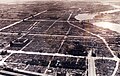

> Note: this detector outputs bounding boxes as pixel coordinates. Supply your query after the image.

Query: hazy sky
[0,0,44,4]
[0,0,120,4]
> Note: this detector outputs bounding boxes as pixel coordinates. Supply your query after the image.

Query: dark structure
[117,53,120,58]
[67,41,88,56]
[10,38,30,47]
[0,50,8,55]
[57,72,66,76]
[92,50,96,57]
[49,16,60,20]
[26,59,39,65]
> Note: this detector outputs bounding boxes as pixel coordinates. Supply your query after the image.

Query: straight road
[0,10,47,32]
[67,11,119,76]
[0,32,97,39]
[88,50,96,76]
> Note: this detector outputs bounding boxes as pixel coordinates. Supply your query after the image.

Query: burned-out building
[10,38,30,47]
[66,41,88,56]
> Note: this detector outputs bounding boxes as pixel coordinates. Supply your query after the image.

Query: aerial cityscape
[0,0,120,76]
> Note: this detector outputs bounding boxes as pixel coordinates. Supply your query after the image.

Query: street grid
[0,1,120,76]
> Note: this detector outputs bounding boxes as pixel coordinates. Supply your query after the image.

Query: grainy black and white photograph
[0,0,120,76]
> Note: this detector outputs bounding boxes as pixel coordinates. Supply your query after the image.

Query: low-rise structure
[10,38,30,47]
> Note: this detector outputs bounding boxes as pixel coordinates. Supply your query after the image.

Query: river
[75,3,120,33]
[93,22,120,33]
